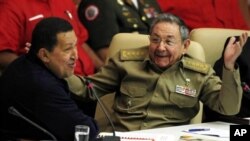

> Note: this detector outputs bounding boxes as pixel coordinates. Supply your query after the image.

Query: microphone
[8,106,57,141]
[86,80,120,141]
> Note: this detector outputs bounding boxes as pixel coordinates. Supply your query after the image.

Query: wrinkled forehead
[151,22,181,39]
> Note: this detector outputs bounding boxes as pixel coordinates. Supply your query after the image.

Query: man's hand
[224,32,248,70]
[25,42,31,53]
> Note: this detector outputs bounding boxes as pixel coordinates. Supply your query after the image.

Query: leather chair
[95,33,205,131]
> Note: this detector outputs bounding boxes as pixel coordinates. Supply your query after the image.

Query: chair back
[190,28,250,66]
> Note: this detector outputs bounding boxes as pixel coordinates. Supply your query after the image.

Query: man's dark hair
[29,17,73,55]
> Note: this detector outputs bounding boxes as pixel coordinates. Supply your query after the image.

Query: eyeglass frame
[148,35,182,47]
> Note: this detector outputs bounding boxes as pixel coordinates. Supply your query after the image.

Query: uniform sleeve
[78,0,119,51]
[68,0,89,44]
[0,1,25,54]
[200,67,242,115]
[87,53,122,97]
[64,0,95,76]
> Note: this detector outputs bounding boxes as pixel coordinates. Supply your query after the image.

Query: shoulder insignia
[120,47,148,61]
[182,57,210,74]
[85,5,99,21]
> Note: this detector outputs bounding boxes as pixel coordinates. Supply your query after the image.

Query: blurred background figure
[78,0,162,61]
[0,0,104,75]
[157,0,250,30]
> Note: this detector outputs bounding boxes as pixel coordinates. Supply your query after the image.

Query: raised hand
[224,32,248,70]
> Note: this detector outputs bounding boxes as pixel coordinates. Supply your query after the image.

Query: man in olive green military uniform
[78,0,162,61]
[72,13,248,132]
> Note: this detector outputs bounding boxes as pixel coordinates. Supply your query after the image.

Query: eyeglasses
[149,35,180,47]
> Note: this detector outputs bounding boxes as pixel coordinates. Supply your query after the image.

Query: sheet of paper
[98,132,177,141]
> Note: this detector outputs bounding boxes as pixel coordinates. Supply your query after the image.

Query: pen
[188,128,210,132]
[201,133,220,137]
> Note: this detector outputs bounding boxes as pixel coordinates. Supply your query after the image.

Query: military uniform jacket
[78,0,161,51]
[85,47,242,131]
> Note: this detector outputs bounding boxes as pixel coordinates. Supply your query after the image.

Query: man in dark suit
[0,17,99,141]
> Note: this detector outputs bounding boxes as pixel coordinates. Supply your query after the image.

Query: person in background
[0,0,104,74]
[157,0,250,30]
[72,13,248,131]
[78,0,162,61]
[0,17,99,141]
[72,0,82,7]
[0,0,102,117]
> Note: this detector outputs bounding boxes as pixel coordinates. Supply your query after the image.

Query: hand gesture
[224,32,248,70]
[24,42,31,53]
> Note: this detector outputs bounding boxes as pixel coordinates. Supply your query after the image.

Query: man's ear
[183,39,191,54]
[37,48,50,63]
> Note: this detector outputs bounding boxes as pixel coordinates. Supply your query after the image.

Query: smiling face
[39,30,78,78]
[148,22,189,69]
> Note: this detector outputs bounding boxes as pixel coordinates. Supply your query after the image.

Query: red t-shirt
[157,0,249,30]
[0,0,94,75]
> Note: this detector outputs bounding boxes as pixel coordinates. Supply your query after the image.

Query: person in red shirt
[157,0,250,30]
[0,0,104,76]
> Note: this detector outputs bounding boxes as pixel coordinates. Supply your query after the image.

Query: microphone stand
[8,106,57,141]
[86,80,120,141]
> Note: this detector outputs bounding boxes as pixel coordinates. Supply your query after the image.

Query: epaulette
[120,47,148,61]
[182,57,210,74]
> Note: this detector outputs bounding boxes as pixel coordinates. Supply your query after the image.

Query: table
[128,121,232,141]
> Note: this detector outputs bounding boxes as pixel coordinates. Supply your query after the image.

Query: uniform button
[141,16,146,21]
[127,100,131,107]
[117,0,124,5]
[133,24,138,28]
[154,93,158,97]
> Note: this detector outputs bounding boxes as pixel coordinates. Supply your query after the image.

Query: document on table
[98,131,177,141]
[183,127,229,138]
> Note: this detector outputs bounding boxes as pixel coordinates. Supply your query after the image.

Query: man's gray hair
[150,13,189,42]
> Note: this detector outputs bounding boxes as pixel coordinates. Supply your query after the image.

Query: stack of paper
[98,131,177,141]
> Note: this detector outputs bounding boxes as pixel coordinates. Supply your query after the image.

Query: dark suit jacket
[0,54,99,141]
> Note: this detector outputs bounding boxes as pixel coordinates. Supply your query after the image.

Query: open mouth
[68,62,76,68]
[155,51,169,57]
